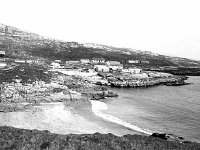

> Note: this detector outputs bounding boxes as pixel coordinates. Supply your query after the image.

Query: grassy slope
[0,126,200,150]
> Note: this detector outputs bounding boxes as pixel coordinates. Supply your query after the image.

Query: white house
[106,61,121,66]
[0,51,5,56]
[141,60,150,64]
[55,60,62,63]
[14,59,26,63]
[0,62,6,68]
[26,60,34,64]
[122,68,142,74]
[91,58,105,64]
[128,60,140,64]
[94,65,110,72]
[108,64,123,71]
[51,62,62,69]
[66,61,79,65]
[80,59,90,64]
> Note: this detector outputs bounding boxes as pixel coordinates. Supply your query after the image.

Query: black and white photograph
[0,0,200,149]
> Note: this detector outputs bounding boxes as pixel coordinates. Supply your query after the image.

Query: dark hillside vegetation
[0,64,51,84]
[1,23,200,68]
[0,126,200,150]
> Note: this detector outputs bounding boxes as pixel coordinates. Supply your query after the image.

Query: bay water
[97,76,200,142]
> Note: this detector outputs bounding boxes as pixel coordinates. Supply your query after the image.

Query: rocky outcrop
[151,133,189,143]
[107,74,188,88]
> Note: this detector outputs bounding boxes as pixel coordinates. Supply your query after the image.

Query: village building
[66,61,79,65]
[55,60,62,63]
[51,62,62,69]
[106,61,121,66]
[122,68,142,74]
[0,62,7,68]
[0,44,8,55]
[108,64,123,71]
[31,59,45,65]
[94,65,110,72]
[0,58,5,62]
[80,59,90,64]
[0,58,11,62]
[91,58,105,64]
[141,60,150,64]
[5,26,13,34]
[14,59,26,63]
[26,60,34,64]
[128,60,140,64]
[0,51,5,57]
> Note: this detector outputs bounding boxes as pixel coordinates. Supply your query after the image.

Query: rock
[151,133,168,140]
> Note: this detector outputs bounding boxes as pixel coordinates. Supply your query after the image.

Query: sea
[89,76,200,142]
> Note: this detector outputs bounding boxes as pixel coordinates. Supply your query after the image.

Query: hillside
[1,23,200,69]
[0,126,200,150]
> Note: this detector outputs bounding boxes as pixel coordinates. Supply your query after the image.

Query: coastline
[0,66,199,144]
[0,101,141,136]
[90,100,152,135]
[1,77,200,147]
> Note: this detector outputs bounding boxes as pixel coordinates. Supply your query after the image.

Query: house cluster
[14,59,45,65]
[0,58,46,68]
[128,60,150,64]
[51,58,142,74]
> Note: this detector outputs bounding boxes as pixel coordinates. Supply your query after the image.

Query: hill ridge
[0,22,200,68]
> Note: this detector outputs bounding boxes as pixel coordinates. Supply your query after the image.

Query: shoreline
[0,101,141,136]
[0,73,199,143]
[0,96,199,144]
[90,100,153,135]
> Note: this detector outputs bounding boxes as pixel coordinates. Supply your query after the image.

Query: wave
[90,100,153,135]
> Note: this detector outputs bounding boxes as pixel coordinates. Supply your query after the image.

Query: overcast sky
[0,0,200,60]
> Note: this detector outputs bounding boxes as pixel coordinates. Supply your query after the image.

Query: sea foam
[91,100,153,135]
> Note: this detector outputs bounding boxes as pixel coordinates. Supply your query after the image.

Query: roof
[0,51,5,54]
[107,61,120,63]
[109,64,123,66]
[92,58,105,61]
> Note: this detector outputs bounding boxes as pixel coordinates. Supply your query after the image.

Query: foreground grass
[0,126,200,150]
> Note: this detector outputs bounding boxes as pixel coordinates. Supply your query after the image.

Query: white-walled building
[55,60,62,63]
[0,62,6,68]
[128,60,140,64]
[122,68,142,74]
[141,60,150,64]
[66,61,79,65]
[0,51,5,56]
[51,62,62,69]
[14,59,26,63]
[94,65,110,72]
[80,59,90,64]
[26,60,34,64]
[106,61,121,66]
[91,58,105,64]
[108,64,123,71]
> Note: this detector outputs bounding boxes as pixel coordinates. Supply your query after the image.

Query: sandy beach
[0,101,142,136]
